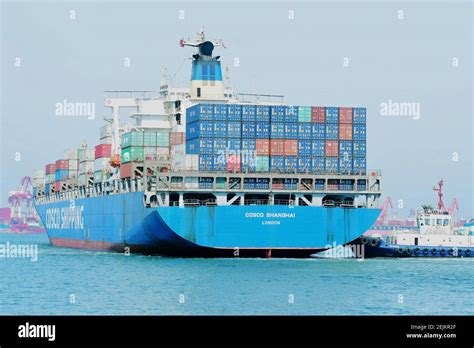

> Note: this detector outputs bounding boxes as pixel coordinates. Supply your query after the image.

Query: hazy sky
[1,0,472,218]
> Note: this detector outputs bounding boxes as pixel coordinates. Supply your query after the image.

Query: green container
[216,177,226,189]
[93,170,103,183]
[298,106,312,122]
[121,146,144,163]
[156,131,170,147]
[255,156,270,172]
[121,130,144,148]
[143,131,157,147]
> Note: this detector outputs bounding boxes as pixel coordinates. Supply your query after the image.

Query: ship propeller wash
[33,30,382,257]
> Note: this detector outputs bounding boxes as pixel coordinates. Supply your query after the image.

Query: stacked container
[78,148,95,186]
[94,144,112,183]
[54,159,69,190]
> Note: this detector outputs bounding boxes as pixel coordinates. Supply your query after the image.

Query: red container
[54,181,63,192]
[339,124,353,140]
[256,139,270,156]
[325,140,339,157]
[95,144,112,159]
[272,183,284,190]
[226,155,241,172]
[170,132,185,146]
[55,159,69,170]
[311,106,326,123]
[45,163,55,175]
[284,140,298,156]
[339,107,353,124]
[120,163,133,178]
[270,139,285,156]
[327,184,338,190]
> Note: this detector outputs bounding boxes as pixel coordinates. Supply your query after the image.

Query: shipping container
[93,170,104,183]
[45,163,55,175]
[100,136,112,145]
[297,157,312,173]
[297,123,312,139]
[120,163,133,178]
[339,107,353,124]
[325,140,339,157]
[64,149,79,160]
[339,179,354,191]
[242,139,256,151]
[270,156,285,172]
[353,157,366,173]
[241,152,256,172]
[199,154,214,171]
[298,106,311,122]
[156,131,170,147]
[186,104,214,123]
[256,122,270,138]
[226,154,241,172]
[270,106,286,122]
[78,173,92,186]
[94,157,110,172]
[212,138,227,154]
[339,157,353,174]
[315,178,325,190]
[312,140,325,157]
[143,131,157,146]
[242,105,257,122]
[54,181,64,192]
[228,104,242,122]
[357,179,367,191]
[78,148,95,163]
[298,139,312,157]
[33,169,45,179]
[339,140,353,158]
[95,144,112,159]
[170,132,186,146]
[171,154,199,172]
[353,124,366,141]
[121,147,145,163]
[214,104,228,118]
[270,123,285,138]
[55,159,69,170]
[283,178,298,190]
[54,169,69,181]
[353,107,367,124]
[312,123,325,139]
[325,157,339,173]
[284,140,298,156]
[256,105,270,118]
[228,139,242,151]
[121,130,144,148]
[68,160,78,171]
[227,121,241,138]
[284,123,298,139]
[339,124,353,140]
[198,177,214,189]
[270,139,285,156]
[326,107,339,123]
[79,160,94,174]
[256,139,270,156]
[213,121,228,137]
[353,140,366,157]
[242,122,256,138]
[326,124,339,140]
[285,105,298,123]
[312,157,325,173]
[186,120,213,140]
[255,156,269,172]
[311,106,326,123]
[186,138,213,155]
[100,124,112,139]
[45,174,55,184]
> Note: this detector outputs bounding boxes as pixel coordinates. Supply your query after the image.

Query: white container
[171,144,185,157]
[79,148,95,163]
[68,160,78,171]
[64,148,79,160]
[172,154,198,171]
[184,177,199,189]
[94,157,110,172]
[100,136,113,145]
[33,169,45,179]
[79,160,94,175]
[100,124,112,139]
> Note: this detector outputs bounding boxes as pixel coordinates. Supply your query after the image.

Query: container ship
[32,31,382,257]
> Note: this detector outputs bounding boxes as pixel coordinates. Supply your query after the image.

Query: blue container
[298,123,312,139]
[55,169,69,181]
[187,138,214,155]
[284,123,298,139]
[314,178,325,190]
[297,157,312,173]
[326,107,339,123]
[312,140,325,157]
[339,157,354,174]
[339,140,353,158]
[256,105,270,119]
[312,124,325,140]
[242,105,256,122]
[214,104,228,115]
[255,178,270,189]
[186,120,214,140]
[214,154,226,171]
[298,139,312,157]
[241,152,256,172]
[270,123,285,138]
[284,178,298,190]
[198,154,214,171]
[325,157,339,173]
[353,107,367,124]
[242,122,256,138]
[270,106,285,122]
[242,139,256,151]
[270,156,285,172]
[228,139,242,151]
[45,183,50,195]
[353,141,366,157]
[312,157,325,173]
[284,157,297,173]
[353,157,366,173]
[214,121,227,137]
[285,105,298,123]
[243,178,256,189]
[227,104,242,122]
[353,124,366,141]
[325,124,339,140]
[213,138,227,154]
[227,121,241,138]
[199,177,213,189]
[256,122,270,138]
[186,104,214,123]
[357,179,367,191]
[339,179,354,190]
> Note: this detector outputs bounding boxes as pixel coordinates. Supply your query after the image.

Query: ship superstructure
[32,31,382,257]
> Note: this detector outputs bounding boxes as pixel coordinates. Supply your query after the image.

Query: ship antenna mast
[432,179,445,211]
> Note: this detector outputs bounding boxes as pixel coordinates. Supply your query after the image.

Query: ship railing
[103,90,158,100]
[244,199,269,205]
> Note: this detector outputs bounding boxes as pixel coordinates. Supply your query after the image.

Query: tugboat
[356,180,474,258]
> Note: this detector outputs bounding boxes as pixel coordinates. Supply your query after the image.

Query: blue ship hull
[355,237,474,258]
[35,192,380,258]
